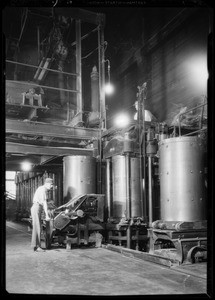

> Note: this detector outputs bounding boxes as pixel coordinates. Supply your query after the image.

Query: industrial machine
[25,194,105,249]
[101,85,208,265]
[147,136,207,264]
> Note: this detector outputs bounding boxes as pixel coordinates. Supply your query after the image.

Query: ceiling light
[21,161,32,172]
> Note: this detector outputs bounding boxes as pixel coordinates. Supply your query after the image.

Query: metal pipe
[183,128,207,136]
[148,155,153,227]
[91,66,99,112]
[98,26,101,122]
[106,158,112,219]
[6,60,78,77]
[6,79,78,94]
[125,154,131,249]
[71,26,99,47]
[98,25,106,130]
[76,19,82,118]
[179,103,207,117]
[138,84,147,222]
[101,26,106,129]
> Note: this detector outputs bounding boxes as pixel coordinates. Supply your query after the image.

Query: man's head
[44,178,54,190]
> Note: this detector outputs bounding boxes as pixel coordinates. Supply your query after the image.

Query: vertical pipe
[106,158,112,219]
[76,20,82,120]
[138,87,147,222]
[97,26,105,194]
[125,154,131,249]
[148,155,153,227]
[91,66,99,112]
[98,25,106,129]
[101,26,106,129]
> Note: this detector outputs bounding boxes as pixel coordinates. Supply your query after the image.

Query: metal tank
[159,136,205,222]
[63,156,96,202]
[112,155,142,219]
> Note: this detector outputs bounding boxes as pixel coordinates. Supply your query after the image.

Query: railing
[178,100,207,137]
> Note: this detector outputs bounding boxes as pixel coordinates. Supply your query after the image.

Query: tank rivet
[167,199,169,202]
[190,170,193,173]
[200,198,203,201]
[200,170,202,174]
[191,198,194,201]
[167,172,169,175]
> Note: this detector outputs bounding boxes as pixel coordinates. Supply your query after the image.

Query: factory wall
[107,8,210,127]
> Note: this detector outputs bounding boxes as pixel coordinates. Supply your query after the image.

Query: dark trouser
[31,203,43,248]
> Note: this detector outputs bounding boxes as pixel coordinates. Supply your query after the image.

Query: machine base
[147,227,207,265]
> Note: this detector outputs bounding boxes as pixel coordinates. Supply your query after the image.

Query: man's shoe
[35,247,45,252]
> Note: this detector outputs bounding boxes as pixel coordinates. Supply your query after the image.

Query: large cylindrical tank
[159,136,205,221]
[63,156,96,202]
[112,155,142,219]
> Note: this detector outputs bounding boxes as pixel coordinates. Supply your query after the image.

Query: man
[31,177,53,252]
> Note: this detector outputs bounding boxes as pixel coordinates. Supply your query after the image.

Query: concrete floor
[5,221,207,296]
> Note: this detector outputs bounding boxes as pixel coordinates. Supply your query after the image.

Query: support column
[76,19,82,121]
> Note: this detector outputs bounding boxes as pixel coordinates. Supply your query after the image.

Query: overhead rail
[6,79,78,94]
[6,60,78,77]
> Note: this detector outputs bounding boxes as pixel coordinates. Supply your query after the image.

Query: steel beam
[6,119,100,140]
[6,142,93,156]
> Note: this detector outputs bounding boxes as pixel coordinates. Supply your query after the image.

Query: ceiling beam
[5,162,63,172]
[6,142,94,157]
[6,119,100,140]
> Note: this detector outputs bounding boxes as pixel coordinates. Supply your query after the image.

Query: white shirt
[33,185,47,205]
